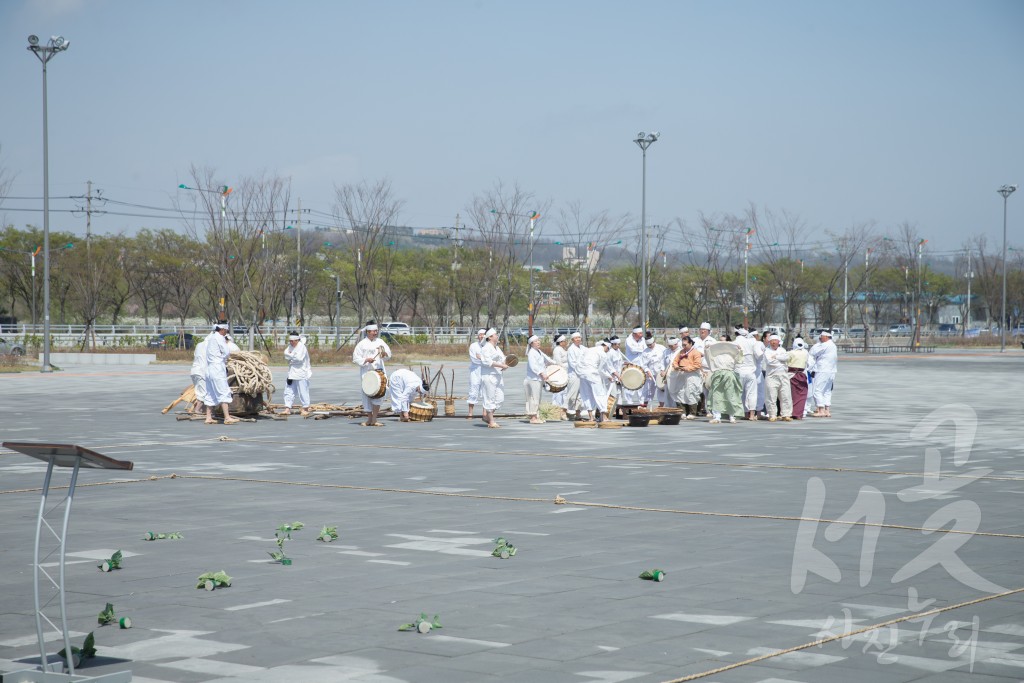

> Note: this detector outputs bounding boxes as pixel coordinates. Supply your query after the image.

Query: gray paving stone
[1,353,1022,681]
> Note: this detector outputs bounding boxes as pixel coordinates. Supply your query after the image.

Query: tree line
[2,168,1021,342]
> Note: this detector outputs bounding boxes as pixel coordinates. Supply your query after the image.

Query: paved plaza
[1,351,1023,682]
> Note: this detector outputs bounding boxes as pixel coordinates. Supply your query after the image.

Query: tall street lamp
[27,34,70,372]
[633,131,659,331]
[998,184,1017,352]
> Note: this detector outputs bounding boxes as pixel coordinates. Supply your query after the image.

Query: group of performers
[189,319,837,427]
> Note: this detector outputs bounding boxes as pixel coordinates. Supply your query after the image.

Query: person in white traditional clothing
[809,329,838,417]
[661,336,682,408]
[694,322,716,416]
[641,333,668,407]
[752,330,768,417]
[565,332,585,420]
[465,329,487,420]
[203,323,239,425]
[282,332,312,416]
[389,367,429,421]
[606,336,625,416]
[577,339,612,422]
[352,320,392,427]
[478,328,509,428]
[763,334,793,422]
[550,335,569,420]
[733,327,761,421]
[788,337,810,419]
[189,336,210,414]
[524,335,556,424]
[620,326,647,405]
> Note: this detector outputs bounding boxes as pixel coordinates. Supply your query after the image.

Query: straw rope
[226,350,274,396]
[5,471,1020,539]
[660,585,1024,682]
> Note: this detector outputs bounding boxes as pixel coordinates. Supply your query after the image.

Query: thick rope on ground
[660,585,1024,682]
[226,350,274,397]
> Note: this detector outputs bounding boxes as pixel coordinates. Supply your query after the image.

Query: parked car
[808,327,843,341]
[506,327,547,342]
[888,324,912,335]
[848,327,866,338]
[964,327,987,338]
[381,322,411,336]
[148,332,196,350]
[937,323,957,335]
[0,337,25,356]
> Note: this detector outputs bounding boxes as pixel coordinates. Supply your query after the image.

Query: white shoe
[729,416,737,424]
[709,418,721,424]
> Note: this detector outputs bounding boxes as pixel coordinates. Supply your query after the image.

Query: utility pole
[449,213,461,330]
[296,197,302,330]
[965,248,973,334]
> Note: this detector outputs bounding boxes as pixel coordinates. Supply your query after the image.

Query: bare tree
[333,178,404,324]
[465,181,549,337]
[552,200,628,334]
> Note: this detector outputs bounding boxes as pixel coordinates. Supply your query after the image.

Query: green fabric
[709,370,743,416]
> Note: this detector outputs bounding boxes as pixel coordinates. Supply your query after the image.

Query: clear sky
[1,0,1022,256]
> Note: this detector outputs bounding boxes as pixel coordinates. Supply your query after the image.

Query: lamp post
[998,184,1017,352]
[27,34,69,372]
[490,208,541,335]
[633,131,659,332]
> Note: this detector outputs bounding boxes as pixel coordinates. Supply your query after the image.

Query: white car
[381,322,411,336]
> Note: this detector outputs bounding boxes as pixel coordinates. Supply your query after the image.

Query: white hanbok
[565,342,585,412]
[466,340,484,406]
[524,346,554,415]
[190,339,210,406]
[203,332,232,406]
[809,339,838,409]
[734,334,759,412]
[283,339,312,409]
[389,368,424,413]
[577,346,611,413]
[352,336,392,410]
[620,335,647,404]
[551,345,569,409]
[479,342,506,411]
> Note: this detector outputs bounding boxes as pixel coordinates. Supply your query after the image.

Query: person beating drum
[524,335,557,424]
[352,320,392,427]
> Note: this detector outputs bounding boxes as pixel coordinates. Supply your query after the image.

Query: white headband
[700,322,711,330]
[768,334,781,342]
[527,335,539,344]
[820,330,832,337]
[214,323,229,331]
[667,336,680,345]
[554,334,566,343]
[632,327,643,334]
[598,340,610,348]
[364,324,378,331]
[571,332,582,339]
[485,328,497,337]
[477,329,486,335]
[289,334,301,341]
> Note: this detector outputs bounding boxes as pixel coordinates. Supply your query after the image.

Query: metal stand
[2,442,134,683]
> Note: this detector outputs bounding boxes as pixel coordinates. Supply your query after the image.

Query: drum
[504,353,519,368]
[620,363,646,391]
[655,371,668,389]
[545,366,568,393]
[409,402,436,422]
[360,369,388,399]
